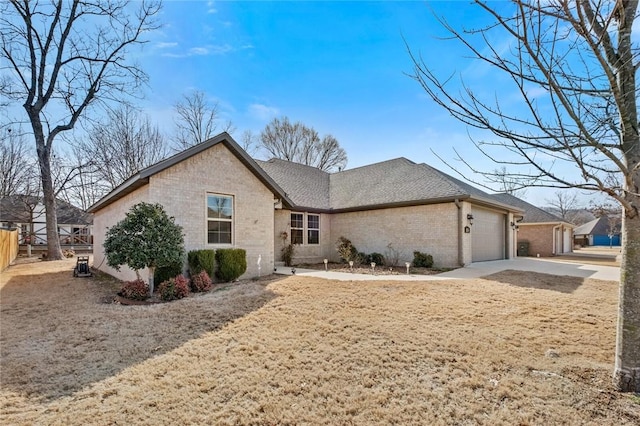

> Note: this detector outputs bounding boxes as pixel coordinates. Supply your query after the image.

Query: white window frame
[206,193,234,245]
[307,214,320,245]
[290,212,320,245]
[290,213,304,245]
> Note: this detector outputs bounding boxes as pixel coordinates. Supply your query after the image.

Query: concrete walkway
[274,257,620,282]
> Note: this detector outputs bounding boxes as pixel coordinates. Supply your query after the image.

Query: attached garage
[471,206,506,262]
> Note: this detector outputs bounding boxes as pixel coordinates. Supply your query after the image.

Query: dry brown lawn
[1,259,639,425]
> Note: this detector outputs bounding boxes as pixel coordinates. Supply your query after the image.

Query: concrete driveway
[275,257,620,282]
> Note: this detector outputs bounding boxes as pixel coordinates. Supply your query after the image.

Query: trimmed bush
[365,252,385,266]
[413,251,434,268]
[188,249,215,277]
[120,279,150,301]
[191,270,213,292]
[158,275,190,301]
[155,261,183,287]
[215,248,247,282]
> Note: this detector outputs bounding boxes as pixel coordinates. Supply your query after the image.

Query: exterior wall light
[466,214,474,225]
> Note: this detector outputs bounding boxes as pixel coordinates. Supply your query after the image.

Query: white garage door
[471,206,506,262]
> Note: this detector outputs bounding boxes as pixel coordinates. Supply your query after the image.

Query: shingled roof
[257,157,522,213]
[574,216,621,236]
[490,193,569,224]
[256,159,330,210]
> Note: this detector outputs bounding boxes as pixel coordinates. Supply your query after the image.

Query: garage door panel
[471,207,505,262]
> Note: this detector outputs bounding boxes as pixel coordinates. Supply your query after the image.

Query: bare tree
[260,117,348,172]
[545,190,580,222]
[239,129,259,157]
[173,90,234,150]
[410,1,640,391]
[76,106,169,190]
[1,0,161,259]
[0,128,36,196]
[490,166,529,198]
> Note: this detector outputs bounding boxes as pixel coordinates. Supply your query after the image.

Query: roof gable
[574,216,620,236]
[88,133,292,212]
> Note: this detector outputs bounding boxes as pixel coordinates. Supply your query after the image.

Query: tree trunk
[148,266,155,296]
[614,199,640,392]
[34,132,63,261]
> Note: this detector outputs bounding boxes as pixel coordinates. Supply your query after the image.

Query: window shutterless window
[307,214,319,245]
[207,194,233,244]
[290,213,304,245]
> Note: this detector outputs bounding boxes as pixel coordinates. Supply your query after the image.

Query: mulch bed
[298,262,453,275]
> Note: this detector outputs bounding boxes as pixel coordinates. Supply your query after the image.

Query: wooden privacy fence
[1,229,19,271]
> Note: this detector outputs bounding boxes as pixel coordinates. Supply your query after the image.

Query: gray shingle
[330,158,469,210]
[490,193,566,223]
[257,157,522,212]
[255,159,330,209]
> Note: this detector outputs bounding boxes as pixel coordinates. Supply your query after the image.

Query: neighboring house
[0,195,93,246]
[573,216,621,247]
[490,193,574,257]
[89,133,523,283]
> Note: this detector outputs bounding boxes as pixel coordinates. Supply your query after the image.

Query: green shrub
[216,248,247,282]
[188,249,215,277]
[191,270,213,292]
[365,252,385,266]
[120,279,149,301]
[413,251,434,268]
[155,261,183,285]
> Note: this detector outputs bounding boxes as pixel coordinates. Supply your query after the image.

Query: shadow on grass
[482,270,584,294]
[0,268,285,402]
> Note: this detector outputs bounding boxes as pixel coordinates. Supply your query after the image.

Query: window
[207,194,233,244]
[307,214,319,245]
[290,212,320,245]
[290,213,303,245]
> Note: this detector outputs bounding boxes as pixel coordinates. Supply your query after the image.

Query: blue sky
[140,2,529,190]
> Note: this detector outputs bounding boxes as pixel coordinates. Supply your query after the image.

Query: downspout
[454,198,463,266]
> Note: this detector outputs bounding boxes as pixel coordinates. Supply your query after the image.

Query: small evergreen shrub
[215,248,247,282]
[158,275,190,301]
[191,270,213,292]
[155,261,183,286]
[413,251,434,268]
[365,252,385,266]
[120,279,150,301]
[188,249,215,277]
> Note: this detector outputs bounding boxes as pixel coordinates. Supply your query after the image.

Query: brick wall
[149,144,275,278]
[274,209,332,264]
[93,143,276,281]
[330,203,461,268]
[93,185,150,282]
[517,224,555,257]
